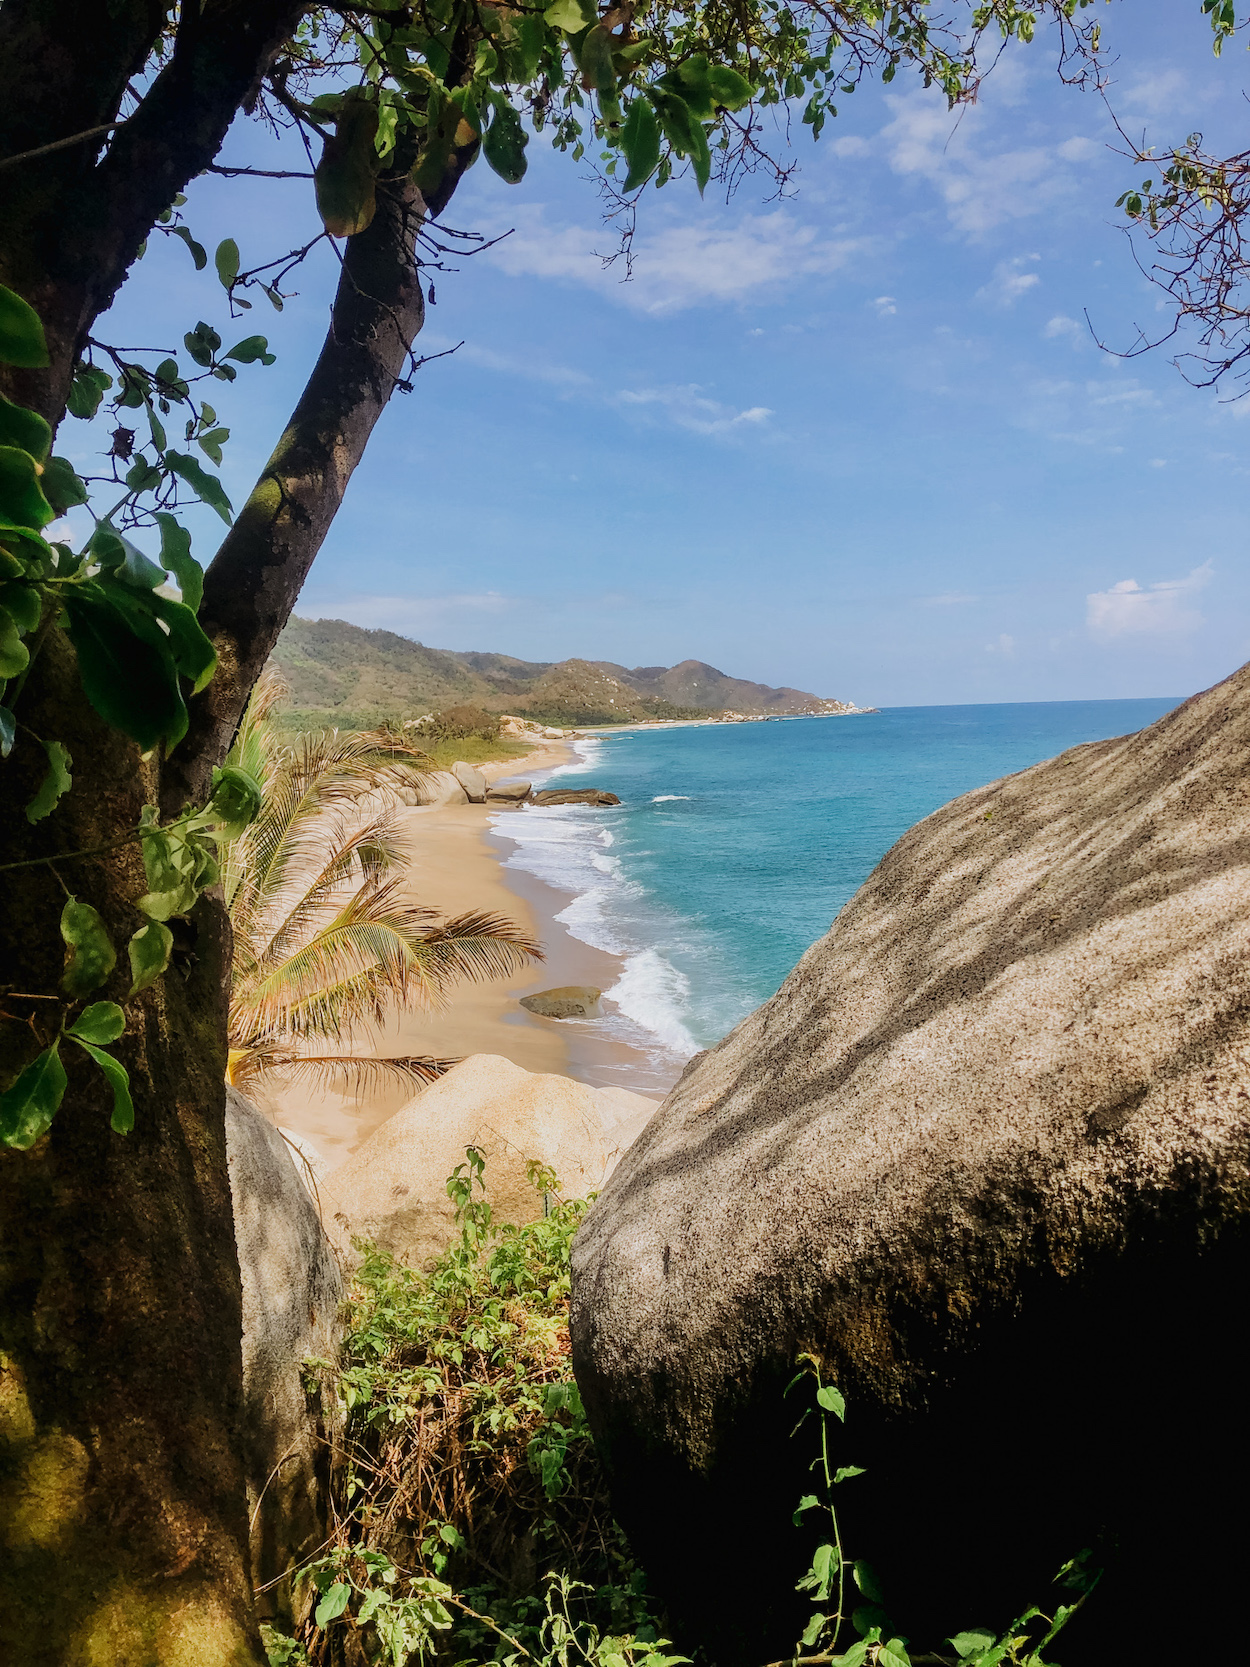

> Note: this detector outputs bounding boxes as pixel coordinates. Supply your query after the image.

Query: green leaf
[877,1641,911,1667]
[67,363,112,420]
[792,1492,821,1525]
[800,1614,827,1647]
[1,582,41,633]
[166,451,233,524]
[183,322,222,368]
[67,1000,126,1045]
[0,705,14,757]
[646,88,711,193]
[40,456,89,514]
[26,740,72,824]
[580,23,618,93]
[170,225,208,270]
[315,1582,352,1627]
[0,285,49,369]
[225,336,276,367]
[196,426,230,465]
[315,97,380,238]
[124,456,163,494]
[0,446,54,532]
[851,1607,888,1639]
[0,606,30,678]
[71,1037,134,1133]
[948,1631,997,1660]
[544,0,595,30]
[831,1644,867,1667]
[154,513,203,612]
[852,1562,884,1604]
[215,238,240,289]
[210,764,263,834]
[834,1465,867,1484]
[127,919,174,996]
[0,1044,66,1149]
[60,896,115,995]
[0,394,51,461]
[621,97,661,190]
[817,1383,846,1420]
[62,584,187,751]
[707,64,754,111]
[143,589,217,693]
[483,98,529,185]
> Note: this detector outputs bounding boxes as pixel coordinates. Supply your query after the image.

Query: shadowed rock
[226,1089,343,1630]
[532,789,621,807]
[521,986,603,1019]
[570,664,1250,1666]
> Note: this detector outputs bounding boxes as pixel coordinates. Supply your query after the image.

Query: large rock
[532,789,621,807]
[226,1089,343,1628]
[520,985,603,1019]
[486,779,532,803]
[452,760,487,802]
[326,1055,657,1268]
[570,667,1250,1665]
[411,768,468,807]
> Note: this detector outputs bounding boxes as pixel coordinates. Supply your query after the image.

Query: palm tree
[221,670,543,1094]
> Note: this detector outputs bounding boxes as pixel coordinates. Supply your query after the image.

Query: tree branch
[162,139,477,811]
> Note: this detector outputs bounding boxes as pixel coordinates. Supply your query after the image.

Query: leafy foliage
[266,1151,678,1667]
[221,674,543,1093]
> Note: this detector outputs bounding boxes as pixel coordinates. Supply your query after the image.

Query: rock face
[327,1054,658,1268]
[452,760,487,802]
[486,780,532,803]
[570,667,1250,1666]
[412,768,469,807]
[532,789,621,807]
[520,986,603,1019]
[225,1089,343,1628]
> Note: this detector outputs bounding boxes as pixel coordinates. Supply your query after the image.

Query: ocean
[489,697,1183,1082]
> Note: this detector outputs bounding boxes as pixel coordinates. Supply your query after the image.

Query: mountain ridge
[271,617,859,725]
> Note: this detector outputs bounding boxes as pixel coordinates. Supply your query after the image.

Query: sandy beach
[266,739,676,1171]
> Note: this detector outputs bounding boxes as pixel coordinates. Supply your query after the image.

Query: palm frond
[231,1045,457,1099]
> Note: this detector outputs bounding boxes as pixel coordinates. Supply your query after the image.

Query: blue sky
[73,0,1250,707]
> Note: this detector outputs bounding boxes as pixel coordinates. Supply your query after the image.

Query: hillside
[271,617,857,725]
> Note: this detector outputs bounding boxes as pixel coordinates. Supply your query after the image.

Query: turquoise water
[490,697,1182,1075]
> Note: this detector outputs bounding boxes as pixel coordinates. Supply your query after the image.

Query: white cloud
[873,295,897,316]
[986,633,1016,656]
[1045,315,1082,341]
[977,254,1041,308]
[879,89,1059,236]
[1056,137,1100,163]
[1086,562,1212,639]
[1119,70,1187,120]
[920,592,979,606]
[485,207,862,313]
[1149,458,1168,469]
[832,135,870,158]
[616,385,773,436]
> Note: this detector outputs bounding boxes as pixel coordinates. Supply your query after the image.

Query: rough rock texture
[532,789,621,807]
[326,1055,658,1267]
[520,986,604,1019]
[452,760,487,802]
[486,780,532,803]
[570,666,1250,1666]
[225,1090,343,1628]
[411,768,468,807]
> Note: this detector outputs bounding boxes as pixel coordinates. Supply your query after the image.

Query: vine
[0,285,264,1149]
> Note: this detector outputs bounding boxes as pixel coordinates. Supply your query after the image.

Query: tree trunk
[0,638,262,1664]
[165,141,475,810]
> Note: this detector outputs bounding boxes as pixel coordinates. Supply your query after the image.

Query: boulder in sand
[571,666,1250,1666]
[520,985,603,1020]
[486,780,531,803]
[226,1089,342,1628]
[532,789,621,807]
[329,1054,634,1268]
[409,768,468,807]
[452,760,487,802]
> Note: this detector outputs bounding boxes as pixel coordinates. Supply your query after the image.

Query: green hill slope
[272,617,851,725]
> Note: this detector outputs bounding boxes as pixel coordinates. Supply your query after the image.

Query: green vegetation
[222,675,543,1095]
[260,1155,1099,1667]
[265,1150,676,1667]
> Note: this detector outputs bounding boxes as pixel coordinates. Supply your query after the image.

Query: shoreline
[268,733,674,1172]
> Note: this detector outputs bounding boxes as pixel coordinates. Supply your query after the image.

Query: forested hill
[271,617,853,726]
